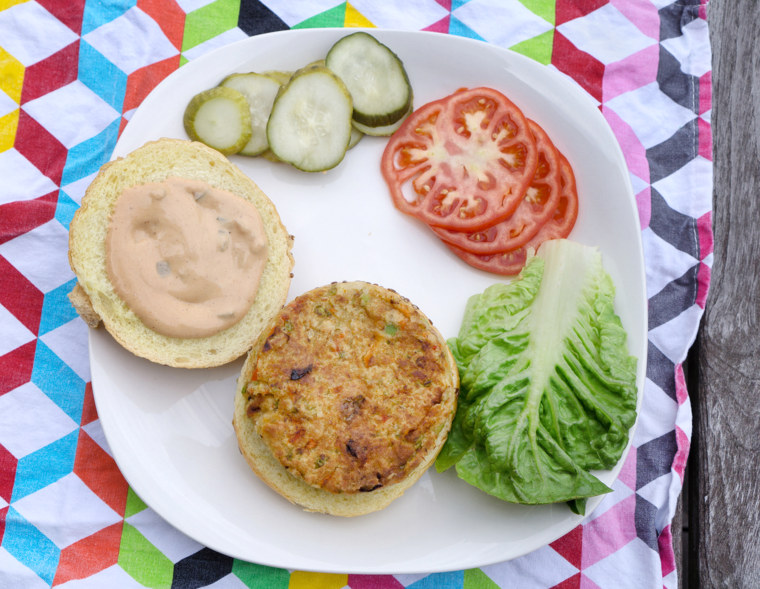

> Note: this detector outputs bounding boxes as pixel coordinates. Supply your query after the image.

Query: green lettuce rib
[436,239,638,513]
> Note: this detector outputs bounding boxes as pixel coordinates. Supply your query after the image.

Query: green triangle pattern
[464,567,502,589]
[517,0,556,26]
[118,522,174,588]
[232,560,291,588]
[182,0,241,52]
[292,2,347,29]
[510,29,554,65]
[124,487,148,519]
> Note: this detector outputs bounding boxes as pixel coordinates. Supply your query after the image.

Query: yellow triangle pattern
[289,571,349,589]
[344,2,375,28]
[0,110,19,152]
[0,0,30,10]
[0,46,24,103]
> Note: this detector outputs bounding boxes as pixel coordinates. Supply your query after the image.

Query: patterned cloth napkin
[0,1,711,587]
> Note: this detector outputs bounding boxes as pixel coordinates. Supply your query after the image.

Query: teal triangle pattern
[32,342,85,423]
[81,0,136,35]
[452,0,474,10]
[2,507,61,585]
[448,14,487,41]
[54,190,80,230]
[39,280,80,336]
[11,430,79,502]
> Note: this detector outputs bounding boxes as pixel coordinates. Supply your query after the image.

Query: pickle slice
[183,87,252,155]
[348,126,364,149]
[266,64,353,172]
[351,104,412,137]
[263,70,293,85]
[326,32,413,129]
[220,73,281,156]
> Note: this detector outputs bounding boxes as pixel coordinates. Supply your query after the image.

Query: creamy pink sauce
[105,177,268,338]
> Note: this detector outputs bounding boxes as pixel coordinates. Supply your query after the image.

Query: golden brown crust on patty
[235,281,458,512]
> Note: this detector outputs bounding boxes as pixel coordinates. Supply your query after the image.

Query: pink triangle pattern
[580,574,604,589]
[581,494,637,570]
[603,45,659,102]
[673,425,689,484]
[658,524,677,579]
[698,117,712,161]
[600,105,649,181]
[610,0,659,39]
[617,446,638,491]
[696,259,711,310]
[348,574,405,589]
[634,187,652,231]
[674,364,690,408]
[699,71,712,115]
[424,15,451,34]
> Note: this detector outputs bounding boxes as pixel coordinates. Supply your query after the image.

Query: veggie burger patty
[239,281,458,498]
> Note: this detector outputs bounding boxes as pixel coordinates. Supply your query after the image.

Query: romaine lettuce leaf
[436,239,638,513]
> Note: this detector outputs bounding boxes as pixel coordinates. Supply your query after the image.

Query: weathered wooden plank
[695,1,760,586]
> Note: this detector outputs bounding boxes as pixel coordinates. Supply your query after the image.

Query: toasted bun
[232,281,458,516]
[68,138,294,368]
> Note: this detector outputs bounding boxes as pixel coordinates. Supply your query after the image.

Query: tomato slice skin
[446,153,579,275]
[381,87,538,232]
[430,119,562,255]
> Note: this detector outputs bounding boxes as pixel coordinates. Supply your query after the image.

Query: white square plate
[90,28,647,574]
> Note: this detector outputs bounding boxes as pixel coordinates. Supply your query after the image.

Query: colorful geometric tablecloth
[0,1,712,587]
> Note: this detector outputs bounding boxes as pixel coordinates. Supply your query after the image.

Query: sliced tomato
[430,119,562,255]
[381,87,538,232]
[447,153,579,275]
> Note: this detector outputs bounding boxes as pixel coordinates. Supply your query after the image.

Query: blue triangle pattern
[452,0,474,11]
[61,120,121,187]
[81,0,137,35]
[78,41,128,113]
[32,342,86,424]
[408,570,466,588]
[39,280,80,337]
[11,430,79,502]
[2,507,61,585]
[54,190,79,230]
[448,15,486,42]
[406,571,464,589]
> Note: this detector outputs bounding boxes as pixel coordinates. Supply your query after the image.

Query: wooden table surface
[679,1,760,586]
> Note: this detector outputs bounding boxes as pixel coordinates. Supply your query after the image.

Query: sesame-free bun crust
[68,138,294,368]
[232,281,459,516]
